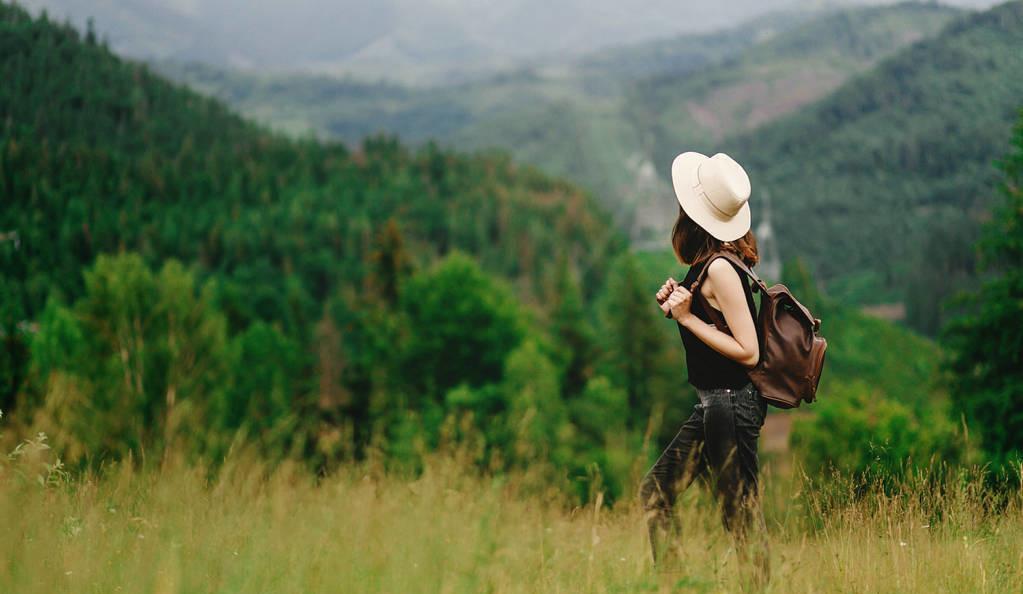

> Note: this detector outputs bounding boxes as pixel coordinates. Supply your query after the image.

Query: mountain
[716,0,1023,333]
[628,2,964,168]
[17,0,981,83]
[152,3,961,242]
[146,9,799,229]
[151,9,812,144]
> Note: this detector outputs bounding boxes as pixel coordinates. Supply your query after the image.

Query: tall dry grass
[1,433,1021,594]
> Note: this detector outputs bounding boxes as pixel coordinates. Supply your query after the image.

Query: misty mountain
[152,2,963,250]
[15,0,1001,83]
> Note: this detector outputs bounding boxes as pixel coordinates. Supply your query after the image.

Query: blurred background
[2,0,1021,505]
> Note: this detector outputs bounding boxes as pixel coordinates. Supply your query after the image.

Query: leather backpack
[675,250,827,409]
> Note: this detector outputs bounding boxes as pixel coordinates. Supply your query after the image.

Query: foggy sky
[18,0,1003,81]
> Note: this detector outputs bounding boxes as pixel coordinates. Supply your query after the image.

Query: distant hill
[153,3,959,240]
[0,1,626,343]
[149,10,798,230]
[152,10,807,145]
[18,0,870,83]
[628,2,964,166]
[720,0,1023,333]
[568,9,814,83]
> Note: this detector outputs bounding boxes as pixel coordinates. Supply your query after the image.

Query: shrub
[791,380,963,482]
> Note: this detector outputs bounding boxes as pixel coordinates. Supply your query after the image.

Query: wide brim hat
[670,151,752,242]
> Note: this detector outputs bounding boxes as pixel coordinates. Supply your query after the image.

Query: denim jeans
[638,382,770,586]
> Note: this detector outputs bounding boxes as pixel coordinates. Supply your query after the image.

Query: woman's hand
[661,286,693,322]
[655,277,679,305]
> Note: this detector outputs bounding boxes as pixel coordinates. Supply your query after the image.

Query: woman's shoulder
[706,256,743,278]
[705,256,752,293]
[687,254,753,288]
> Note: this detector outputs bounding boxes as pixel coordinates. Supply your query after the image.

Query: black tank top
[676,258,759,390]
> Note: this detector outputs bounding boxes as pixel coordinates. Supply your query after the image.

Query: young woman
[638,151,770,589]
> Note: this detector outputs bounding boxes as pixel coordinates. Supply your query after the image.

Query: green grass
[2,435,1020,594]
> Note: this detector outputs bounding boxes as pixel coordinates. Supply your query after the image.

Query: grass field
[2,435,1021,594]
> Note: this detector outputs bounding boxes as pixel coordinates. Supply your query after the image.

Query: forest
[2,2,1022,592]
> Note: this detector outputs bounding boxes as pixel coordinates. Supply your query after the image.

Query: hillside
[150,22,758,228]
[720,0,1023,333]
[151,10,796,145]
[152,4,956,236]
[0,2,627,402]
[573,10,810,82]
[628,2,962,167]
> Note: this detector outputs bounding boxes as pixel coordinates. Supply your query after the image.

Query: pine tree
[548,254,597,399]
[364,217,414,305]
[942,109,1023,478]
[596,252,664,425]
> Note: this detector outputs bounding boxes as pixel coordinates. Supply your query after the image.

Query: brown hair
[671,205,759,267]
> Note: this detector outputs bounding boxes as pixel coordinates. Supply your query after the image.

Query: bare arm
[672,259,759,368]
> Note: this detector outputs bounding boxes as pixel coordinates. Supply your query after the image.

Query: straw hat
[670,151,752,242]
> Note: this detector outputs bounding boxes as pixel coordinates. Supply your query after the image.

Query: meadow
[2,431,1020,594]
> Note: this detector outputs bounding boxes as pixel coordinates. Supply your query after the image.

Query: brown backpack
[682,250,827,409]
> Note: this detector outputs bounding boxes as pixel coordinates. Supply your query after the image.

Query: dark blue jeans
[638,382,770,584]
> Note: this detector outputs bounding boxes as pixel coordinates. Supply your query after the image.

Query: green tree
[942,110,1023,478]
[0,272,29,412]
[547,254,598,399]
[566,374,632,504]
[208,321,308,461]
[364,217,415,305]
[28,253,229,464]
[326,285,410,459]
[781,257,825,315]
[595,252,664,427]
[905,214,980,335]
[399,250,527,402]
[29,297,85,385]
[568,375,628,444]
[790,380,960,480]
[502,338,572,467]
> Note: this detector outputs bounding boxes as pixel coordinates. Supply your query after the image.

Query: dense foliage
[942,108,1023,479]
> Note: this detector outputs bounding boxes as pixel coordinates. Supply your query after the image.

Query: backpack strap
[689,249,767,294]
[685,250,764,331]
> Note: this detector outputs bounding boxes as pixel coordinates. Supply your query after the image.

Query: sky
[18,0,1003,81]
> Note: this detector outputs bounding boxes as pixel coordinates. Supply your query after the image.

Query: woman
[638,151,770,590]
